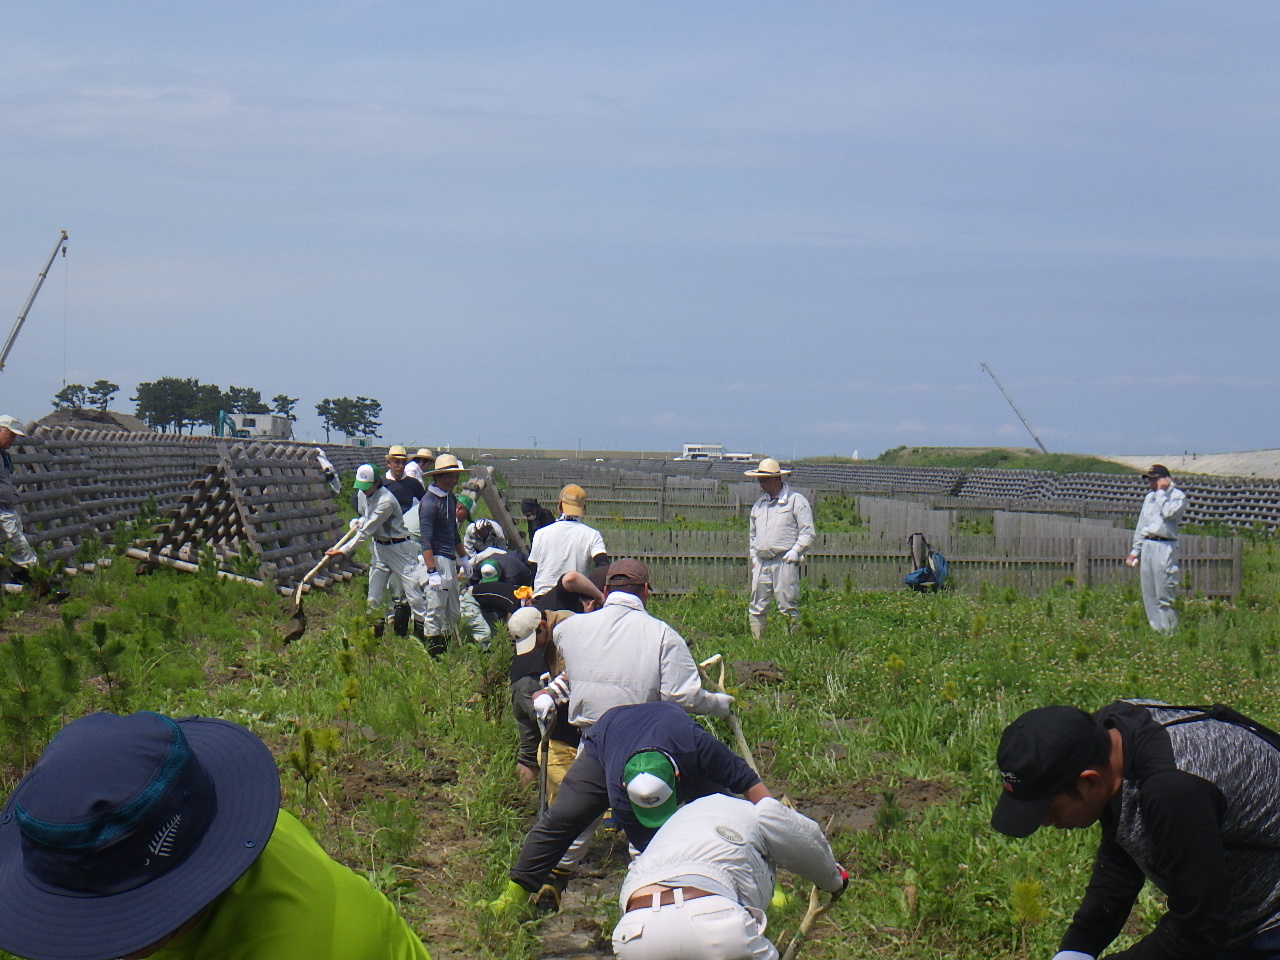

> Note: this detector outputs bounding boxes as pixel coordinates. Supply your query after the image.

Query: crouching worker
[507,606,580,792]
[613,793,848,960]
[992,699,1280,960]
[0,711,432,960]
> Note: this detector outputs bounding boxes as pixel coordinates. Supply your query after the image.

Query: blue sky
[1,2,1277,457]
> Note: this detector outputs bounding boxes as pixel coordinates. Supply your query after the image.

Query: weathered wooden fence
[601,530,1240,597]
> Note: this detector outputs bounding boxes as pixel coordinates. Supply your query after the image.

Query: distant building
[676,443,759,463]
[227,414,293,439]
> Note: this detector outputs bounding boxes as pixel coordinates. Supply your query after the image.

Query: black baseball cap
[991,705,1105,838]
[1142,464,1171,479]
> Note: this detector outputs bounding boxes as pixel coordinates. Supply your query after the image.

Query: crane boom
[1,230,69,372]
[980,361,1048,454]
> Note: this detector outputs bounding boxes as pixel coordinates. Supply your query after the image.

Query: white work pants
[0,508,36,568]
[749,556,800,621]
[1140,539,1179,634]
[613,893,776,960]
[458,589,491,645]
[423,555,461,636]
[366,545,405,608]
[370,539,426,622]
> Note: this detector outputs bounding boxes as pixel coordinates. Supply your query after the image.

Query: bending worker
[613,793,848,960]
[492,699,760,914]
[1124,464,1186,634]
[745,458,814,641]
[992,699,1280,960]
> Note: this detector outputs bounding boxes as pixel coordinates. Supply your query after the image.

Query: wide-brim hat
[430,453,466,474]
[412,448,435,462]
[387,445,409,460]
[0,713,280,960]
[744,457,790,478]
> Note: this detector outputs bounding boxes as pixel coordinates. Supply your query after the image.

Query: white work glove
[783,547,803,564]
[1051,952,1093,960]
[459,557,474,579]
[427,571,444,590]
[348,517,360,530]
[533,693,556,722]
[1125,554,1139,568]
[710,692,735,718]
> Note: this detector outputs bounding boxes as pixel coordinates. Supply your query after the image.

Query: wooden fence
[600,530,1241,597]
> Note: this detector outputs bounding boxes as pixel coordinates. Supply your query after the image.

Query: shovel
[697,654,759,773]
[283,527,357,643]
[780,884,842,960]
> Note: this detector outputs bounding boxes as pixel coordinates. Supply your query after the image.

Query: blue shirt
[417,486,458,559]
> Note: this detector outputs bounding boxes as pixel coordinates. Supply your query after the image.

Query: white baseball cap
[353,463,377,491]
[0,416,27,437]
[507,607,542,656]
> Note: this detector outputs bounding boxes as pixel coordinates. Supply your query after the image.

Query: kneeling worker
[613,793,847,960]
[0,710,431,960]
[992,699,1280,960]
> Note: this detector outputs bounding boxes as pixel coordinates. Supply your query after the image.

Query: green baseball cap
[352,463,377,491]
[456,493,476,516]
[623,750,679,828]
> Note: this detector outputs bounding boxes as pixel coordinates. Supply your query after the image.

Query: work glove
[427,571,444,590]
[533,693,556,722]
[546,674,571,703]
[459,557,474,579]
[1124,554,1139,568]
[710,692,735,718]
[484,880,531,917]
[783,547,803,564]
[348,517,360,530]
[1051,953,1093,960]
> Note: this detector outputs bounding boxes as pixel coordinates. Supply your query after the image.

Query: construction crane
[1,230,69,372]
[980,361,1048,455]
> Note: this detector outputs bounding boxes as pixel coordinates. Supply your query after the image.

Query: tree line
[51,377,382,440]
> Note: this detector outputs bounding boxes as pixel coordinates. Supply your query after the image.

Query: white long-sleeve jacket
[552,591,731,728]
[1130,485,1186,555]
[619,795,844,914]
[749,484,815,560]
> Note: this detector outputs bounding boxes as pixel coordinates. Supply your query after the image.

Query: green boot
[484,880,531,917]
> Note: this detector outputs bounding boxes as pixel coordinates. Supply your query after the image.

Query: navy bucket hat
[0,711,280,960]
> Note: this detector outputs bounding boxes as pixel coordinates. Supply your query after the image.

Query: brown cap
[1142,464,1171,479]
[606,558,648,588]
[559,483,587,517]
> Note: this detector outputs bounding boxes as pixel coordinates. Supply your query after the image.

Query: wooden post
[1074,537,1089,587]
[1232,536,1244,597]
[656,480,665,522]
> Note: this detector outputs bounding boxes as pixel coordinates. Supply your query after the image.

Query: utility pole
[980,362,1048,454]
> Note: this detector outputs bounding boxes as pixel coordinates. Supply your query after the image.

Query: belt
[374,536,410,545]
[1144,535,1176,542]
[625,886,717,913]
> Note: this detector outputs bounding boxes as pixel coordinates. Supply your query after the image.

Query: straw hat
[744,457,790,478]
[386,445,409,460]
[412,448,435,462]
[430,453,466,474]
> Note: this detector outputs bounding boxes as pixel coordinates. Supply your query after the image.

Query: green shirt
[153,810,431,960]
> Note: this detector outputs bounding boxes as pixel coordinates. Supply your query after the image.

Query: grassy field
[861,446,1138,474]
[1,529,1277,959]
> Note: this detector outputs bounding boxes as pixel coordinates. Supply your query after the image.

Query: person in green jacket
[0,711,432,960]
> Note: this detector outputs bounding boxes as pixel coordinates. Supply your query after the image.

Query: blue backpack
[904,532,948,592]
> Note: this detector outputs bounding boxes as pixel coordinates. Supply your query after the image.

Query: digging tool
[780,883,843,960]
[536,715,551,816]
[697,653,759,773]
[283,527,358,643]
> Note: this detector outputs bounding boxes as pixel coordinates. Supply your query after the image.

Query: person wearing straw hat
[405,447,435,482]
[417,453,468,656]
[370,446,425,637]
[1124,463,1186,634]
[527,483,609,599]
[613,792,847,960]
[0,710,431,960]
[330,464,428,641]
[0,415,37,573]
[744,458,814,641]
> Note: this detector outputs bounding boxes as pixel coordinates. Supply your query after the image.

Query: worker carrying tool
[328,464,428,642]
[992,699,1280,960]
[613,793,848,960]
[744,459,814,641]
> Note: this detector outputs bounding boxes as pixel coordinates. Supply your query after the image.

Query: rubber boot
[392,601,411,638]
[535,868,572,915]
[371,617,386,639]
[749,614,766,641]
[415,621,448,658]
[484,879,531,917]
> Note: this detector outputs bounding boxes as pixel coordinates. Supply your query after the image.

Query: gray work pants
[1140,539,1179,634]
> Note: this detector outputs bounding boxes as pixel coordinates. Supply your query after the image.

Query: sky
[1,2,1277,458]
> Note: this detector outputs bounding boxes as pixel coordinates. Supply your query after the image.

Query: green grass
[1,532,1278,959]
[866,446,1138,474]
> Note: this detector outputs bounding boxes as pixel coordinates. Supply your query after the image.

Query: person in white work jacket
[613,793,848,960]
[327,464,428,640]
[1125,463,1186,634]
[745,459,814,641]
